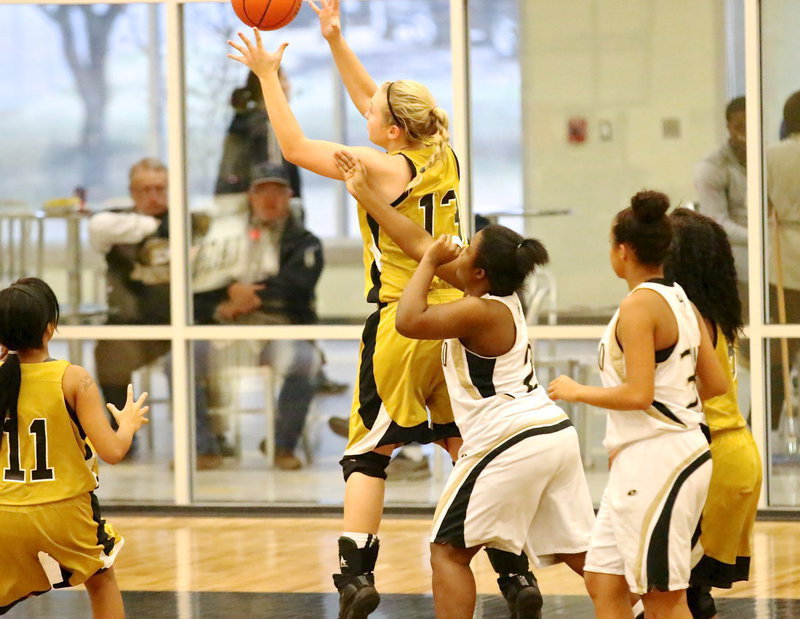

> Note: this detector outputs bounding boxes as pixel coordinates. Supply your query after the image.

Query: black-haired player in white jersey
[549,191,727,619]
[335,151,595,619]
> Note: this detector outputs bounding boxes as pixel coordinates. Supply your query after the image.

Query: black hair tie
[386,82,403,128]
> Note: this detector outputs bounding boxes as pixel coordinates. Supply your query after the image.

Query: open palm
[308,0,341,41]
[227,28,288,77]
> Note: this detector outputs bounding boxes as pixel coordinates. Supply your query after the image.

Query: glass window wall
[2,0,792,509]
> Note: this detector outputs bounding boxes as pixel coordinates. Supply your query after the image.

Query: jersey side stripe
[390,154,417,207]
[365,215,382,304]
[646,449,712,590]
[465,351,497,398]
[651,401,687,426]
[434,419,573,547]
[355,307,384,429]
[632,444,710,591]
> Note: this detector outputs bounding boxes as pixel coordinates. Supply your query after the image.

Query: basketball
[231,0,302,31]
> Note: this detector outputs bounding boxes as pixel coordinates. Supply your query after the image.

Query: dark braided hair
[474,224,549,296]
[0,278,60,447]
[663,208,743,345]
[612,190,672,266]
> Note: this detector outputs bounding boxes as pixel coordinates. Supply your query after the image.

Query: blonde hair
[383,80,450,189]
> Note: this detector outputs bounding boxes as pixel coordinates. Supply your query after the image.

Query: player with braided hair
[228,3,463,616]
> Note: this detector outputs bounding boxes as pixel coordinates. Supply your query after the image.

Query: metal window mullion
[165,0,191,506]
[450,0,472,236]
[744,0,767,509]
[58,323,608,342]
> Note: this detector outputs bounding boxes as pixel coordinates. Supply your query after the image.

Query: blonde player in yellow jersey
[0,278,149,618]
[664,209,762,619]
[227,2,462,616]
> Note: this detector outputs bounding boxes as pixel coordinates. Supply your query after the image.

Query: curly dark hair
[663,208,743,344]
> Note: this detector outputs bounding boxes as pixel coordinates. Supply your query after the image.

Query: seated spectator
[195,162,324,470]
[90,157,223,469]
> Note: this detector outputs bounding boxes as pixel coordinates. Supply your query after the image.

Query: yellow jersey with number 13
[0,360,99,506]
[357,144,463,304]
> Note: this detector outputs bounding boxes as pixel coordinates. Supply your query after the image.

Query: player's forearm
[355,183,431,261]
[259,71,307,159]
[327,33,378,116]
[396,259,436,337]
[696,191,748,244]
[88,212,160,254]
[356,184,462,288]
[576,383,654,411]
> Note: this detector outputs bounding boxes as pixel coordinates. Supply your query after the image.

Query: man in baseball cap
[250,161,292,189]
[210,160,325,470]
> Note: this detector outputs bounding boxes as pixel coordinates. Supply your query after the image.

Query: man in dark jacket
[196,162,324,470]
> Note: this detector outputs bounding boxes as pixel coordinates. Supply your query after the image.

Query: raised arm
[228,31,399,184]
[309,0,378,116]
[63,367,149,464]
[396,236,486,340]
[335,150,462,289]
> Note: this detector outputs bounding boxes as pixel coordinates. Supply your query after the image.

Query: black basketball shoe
[498,572,543,619]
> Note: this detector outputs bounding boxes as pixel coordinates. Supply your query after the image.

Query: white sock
[342,532,376,549]
[632,600,644,616]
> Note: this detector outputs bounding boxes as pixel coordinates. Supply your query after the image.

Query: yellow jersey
[0,360,99,505]
[703,329,747,434]
[358,144,463,304]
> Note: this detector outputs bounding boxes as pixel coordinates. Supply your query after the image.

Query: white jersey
[442,293,567,453]
[598,280,704,451]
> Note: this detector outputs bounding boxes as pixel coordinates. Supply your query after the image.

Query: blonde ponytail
[383,80,450,189]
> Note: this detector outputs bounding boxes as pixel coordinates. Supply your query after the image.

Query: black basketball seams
[272,0,301,28]
[242,0,272,28]
[243,0,300,30]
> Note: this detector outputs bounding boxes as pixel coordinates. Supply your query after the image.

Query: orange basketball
[231,0,302,31]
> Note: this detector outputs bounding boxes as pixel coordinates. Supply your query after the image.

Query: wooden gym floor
[7,516,800,618]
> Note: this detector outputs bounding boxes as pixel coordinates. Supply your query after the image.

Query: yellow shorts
[0,492,123,614]
[691,428,762,587]
[345,294,461,455]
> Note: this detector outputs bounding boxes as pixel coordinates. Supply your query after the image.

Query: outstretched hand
[548,375,581,402]
[227,29,288,78]
[106,384,150,433]
[334,150,370,198]
[307,0,341,41]
[423,234,462,267]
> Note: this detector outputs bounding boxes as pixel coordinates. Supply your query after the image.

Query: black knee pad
[485,548,531,575]
[340,452,392,482]
[687,584,717,619]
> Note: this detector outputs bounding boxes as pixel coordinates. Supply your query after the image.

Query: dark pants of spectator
[733,281,800,431]
[94,339,220,456]
[768,284,800,431]
[259,340,322,452]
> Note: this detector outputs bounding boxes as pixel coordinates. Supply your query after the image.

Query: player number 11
[2,418,55,482]
[418,189,459,235]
